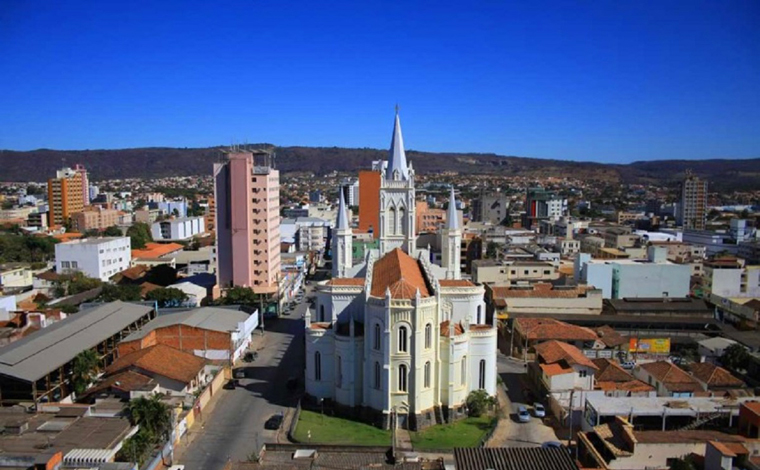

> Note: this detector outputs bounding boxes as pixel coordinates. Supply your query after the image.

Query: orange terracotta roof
[593,359,637,383]
[327,278,365,286]
[491,283,591,299]
[516,318,598,342]
[140,282,162,297]
[84,370,155,397]
[639,361,703,393]
[53,232,83,241]
[595,325,626,347]
[118,265,149,281]
[107,344,205,384]
[309,322,332,330]
[370,248,430,299]
[596,380,654,393]
[470,324,492,331]
[541,363,572,376]
[710,441,748,457]
[534,340,599,370]
[742,401,760,416]
[689,363,744,389]
[440,320,464,337]
[439,280,476,287]
[132,242,183,260]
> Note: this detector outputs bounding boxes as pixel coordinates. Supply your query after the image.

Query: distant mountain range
[1,147,758,192]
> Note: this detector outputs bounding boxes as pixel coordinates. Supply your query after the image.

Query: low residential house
[168,281,207,307]
[33,270,62,296]
[697,337,739,363]
[130,242,183,268]
[704,440,753,470]
[530,340,598,421]
[79,370,160,403]
[738,401,760,439]
[0,263,34,291]
[592,359,655,398]
[106,344,207,396]
[510,318,624,358]
[688,362,747,396]
[633,361,703,397]
[488,283,603,317]
[578,416,750,470]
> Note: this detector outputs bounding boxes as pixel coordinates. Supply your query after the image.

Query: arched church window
[479,359,486,389]
[398,207,405,235]
[319,305,325,322]
[477,305,482,324]
[374,361,381,389]
[425,323,432,349]
[374,323,381,350]
[424,361,431,388]
[461,356,467,386]
[398,326,408,353]
[398,364,408,392]
[314,351,322,381]
[389,207,397,235]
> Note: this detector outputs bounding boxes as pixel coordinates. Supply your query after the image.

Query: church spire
[386,108,409,181]
[336,189,348,230]
[446,186,459,230]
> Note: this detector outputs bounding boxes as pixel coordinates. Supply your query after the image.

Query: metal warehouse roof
[0,301,154,383]
[122,306,252,343]
[454,447,579,470]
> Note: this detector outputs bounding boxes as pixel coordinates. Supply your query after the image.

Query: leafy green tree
[99,284,142,302]
[60,304,79,314]
[466,390,496,417]
[71,349,100,396]
[126,222,153,249]
[485,242,500,259]
[669,456,697,470]
[66,273,103,295]
[103,225,123,236]
[720,343,750,371]
[145,287,189,308]
[216,286,259,305]
[125,394,173,439]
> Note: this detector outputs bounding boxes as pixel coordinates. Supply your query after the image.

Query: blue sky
[1,1,758,163]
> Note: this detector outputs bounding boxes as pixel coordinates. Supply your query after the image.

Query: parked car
[265,412,284,430]
[233,368,246,379]
[517,405,531,423]
[620,361,636,370]
[224,379,238,389]
[533,403,546,418]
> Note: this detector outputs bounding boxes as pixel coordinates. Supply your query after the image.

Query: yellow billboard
[629,338,671,354]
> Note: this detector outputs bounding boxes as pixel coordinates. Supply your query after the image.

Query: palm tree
[71,349,100,396]
[125,394,173,440]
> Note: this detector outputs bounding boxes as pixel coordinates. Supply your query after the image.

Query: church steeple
[332,190,353,278]
[446,186,458,230]
[336,188,349,230]
[386,109,409,181]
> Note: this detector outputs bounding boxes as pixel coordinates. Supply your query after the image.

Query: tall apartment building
[55,237,131,281]
[214,150,281,294]
[358,169,381,238]
[47,167,86,227]
[472,191,510,224]
[680,173,707,230]
[523,187,566,229]
[71,206,120,232]
[339,178,359,207]
[74,164,89,206]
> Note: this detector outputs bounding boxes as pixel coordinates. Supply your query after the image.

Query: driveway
[487,353,559,447]
[177,289,310,470]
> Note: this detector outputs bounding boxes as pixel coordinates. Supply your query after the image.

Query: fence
[287,399,302,443]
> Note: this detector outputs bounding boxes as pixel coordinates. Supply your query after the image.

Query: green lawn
[293,410,391,446]
[410,415,496,450]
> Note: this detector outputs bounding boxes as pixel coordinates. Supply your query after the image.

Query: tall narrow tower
[680,171,707,231]
[441,186,461,280]
[378,110,416,256]
[332,190,353,278]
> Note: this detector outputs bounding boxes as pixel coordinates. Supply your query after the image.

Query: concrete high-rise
[358,169,381,238]
[47,167,86,228]
[74,164,89,206]
[680,172,707,231]
[523,187,566,229]
[214,150,281,294]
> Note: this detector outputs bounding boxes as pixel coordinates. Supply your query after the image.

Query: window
[510,270,516,275]
[319,305,325,322]
[314,352,322,381]
[461,356,467,386]
[424,361,431,388]
[374,361,381,389]
[398,364,408,392]
[425,324,432,349]
[61,261,70,268]
[374,323,381,350]
[398,326,408,353]
[523,270,529,275]
[579,370,587,378]
[389,207,397,235]
[543,270,551,275]
[479,360,486,389]
[476,305,482,324]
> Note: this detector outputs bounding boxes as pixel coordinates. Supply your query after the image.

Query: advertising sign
[628,338,671,354]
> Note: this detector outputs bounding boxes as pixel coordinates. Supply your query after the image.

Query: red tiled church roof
[370,248,430,299]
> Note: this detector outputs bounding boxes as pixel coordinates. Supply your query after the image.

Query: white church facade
[304,112,498,430]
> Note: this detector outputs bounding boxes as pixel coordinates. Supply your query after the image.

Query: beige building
[488,283,603,316]
[47,167,86,227]
[71,206,121,232]
[471,260,559,285]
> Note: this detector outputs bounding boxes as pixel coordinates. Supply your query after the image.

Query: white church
[304,112,497,430]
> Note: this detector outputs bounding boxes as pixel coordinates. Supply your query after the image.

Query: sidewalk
[173,329,269,461]
[485,384,512,447]
[396,427,413,451]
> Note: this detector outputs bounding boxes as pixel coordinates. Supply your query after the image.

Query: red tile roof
[516,318,598,342]
[491,283,592,299]
[132,242,183,260]
[440,320,464,337]
[689,363,744,389]
[84,370,155,397]
[639,361,703,393]
[107,344,205,385]
[534,340,599,370]
[541,363,573,376]
[370,248,430,299]
[439,280,476,287]
[595,325,626,347]
[593,359,655,393]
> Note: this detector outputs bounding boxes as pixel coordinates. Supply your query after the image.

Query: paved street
[487,353,559,447]
[177,289,310,470]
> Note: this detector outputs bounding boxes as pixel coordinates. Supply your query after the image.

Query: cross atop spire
[386,110,409,181]
[446,186,459,230]
[336,189,349,230]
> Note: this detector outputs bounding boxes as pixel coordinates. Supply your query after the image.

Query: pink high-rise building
[74,164,89,206]
[214,150,281,294]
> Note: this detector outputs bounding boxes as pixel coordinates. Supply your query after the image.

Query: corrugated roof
[454,447,579,470]
[370,248,430,299]
[122,307,251,342]
[0,301,154,382]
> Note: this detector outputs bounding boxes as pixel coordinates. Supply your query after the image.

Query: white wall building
[169,281,208,307]
[55,237,131,281]
[151,216,205,241]
[305,112,497,431]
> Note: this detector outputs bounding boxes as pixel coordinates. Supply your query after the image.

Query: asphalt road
[493,353,559,447]
[178,290,309,470]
